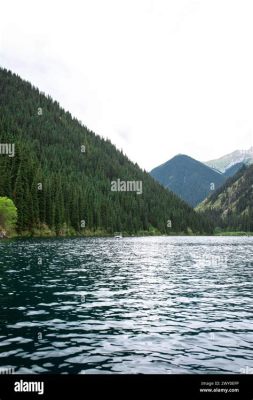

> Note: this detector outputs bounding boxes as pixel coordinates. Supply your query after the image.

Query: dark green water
[0,236,252,374]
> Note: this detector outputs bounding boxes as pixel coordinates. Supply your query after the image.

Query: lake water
[0,236,252,374]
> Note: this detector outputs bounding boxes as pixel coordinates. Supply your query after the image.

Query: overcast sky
[1,0,253,170]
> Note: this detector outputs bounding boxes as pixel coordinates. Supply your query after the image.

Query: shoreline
[1,231,253,240]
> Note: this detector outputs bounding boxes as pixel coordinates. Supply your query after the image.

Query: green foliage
[0,196,17,233]
[0,67,213,236]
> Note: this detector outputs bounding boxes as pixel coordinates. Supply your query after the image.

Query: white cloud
[1,0,253,170]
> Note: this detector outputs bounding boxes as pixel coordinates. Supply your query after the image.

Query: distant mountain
[223,162,245,178]
[196,164,253,232]
[150,154,225,207]
[205,147,253,172]
[0,67,212,235]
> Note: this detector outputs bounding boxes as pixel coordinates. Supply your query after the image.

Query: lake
[0,236,252,374]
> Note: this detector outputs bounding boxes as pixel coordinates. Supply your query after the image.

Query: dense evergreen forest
[0,67,213,236]
[196,165,253,232]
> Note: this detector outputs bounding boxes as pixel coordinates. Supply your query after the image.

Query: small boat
[114,232,122,238]
[0,230,7,239]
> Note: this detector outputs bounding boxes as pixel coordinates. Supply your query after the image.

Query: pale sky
[1,0,253,170]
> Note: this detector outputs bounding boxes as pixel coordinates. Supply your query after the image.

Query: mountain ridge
[204,147,253,172]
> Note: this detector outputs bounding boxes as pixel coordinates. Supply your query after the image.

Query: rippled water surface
[0,236,252,374]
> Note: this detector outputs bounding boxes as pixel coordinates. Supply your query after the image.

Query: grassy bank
[2,227,214,239]
[2,225,253,239]
[214,231,253,236]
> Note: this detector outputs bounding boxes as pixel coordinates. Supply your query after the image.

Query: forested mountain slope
[196,165,253,232]
[0,68,212,235]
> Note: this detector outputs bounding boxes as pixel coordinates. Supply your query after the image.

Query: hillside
[205,147,253,172]
[223,162,245,178]
[196,164,253,232]
[0,67,213,235]
[150,154,225,207]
